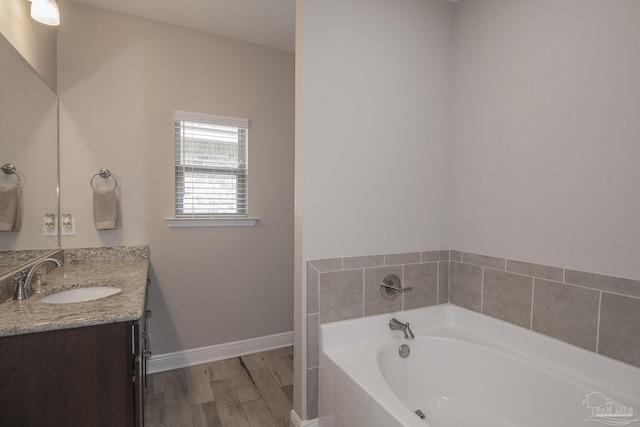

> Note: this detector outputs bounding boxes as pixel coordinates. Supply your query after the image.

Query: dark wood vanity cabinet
[0,319,146,427]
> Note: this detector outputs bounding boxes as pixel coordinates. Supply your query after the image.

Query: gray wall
[450,0,640,279]
[0,0,57,91]
[295,0,454,418]
[57,0,295,354]
[296,0,640,421]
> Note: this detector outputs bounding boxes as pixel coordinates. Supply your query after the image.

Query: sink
[40,287,122,304]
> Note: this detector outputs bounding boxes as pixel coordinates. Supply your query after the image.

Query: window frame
[169,111,257,227]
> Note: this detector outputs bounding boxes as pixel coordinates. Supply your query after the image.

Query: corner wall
[0,0,57,91]
[450,0,640,279]
[297,0,640,422]
[295,0,454,420]
[57,0,294,355]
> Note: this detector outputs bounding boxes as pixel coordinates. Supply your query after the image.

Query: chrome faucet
[389,318,415,339]
[13,258,63,301]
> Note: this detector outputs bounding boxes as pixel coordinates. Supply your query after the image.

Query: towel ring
[90,168,118,190]
[2,164,22,188]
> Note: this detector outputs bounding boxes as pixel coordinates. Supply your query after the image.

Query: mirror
[0,33,59,276]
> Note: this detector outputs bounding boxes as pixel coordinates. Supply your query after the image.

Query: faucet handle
[13,272,32,300]
[380,274,413,295]
[15,269,29,287]
[12,259,61,301]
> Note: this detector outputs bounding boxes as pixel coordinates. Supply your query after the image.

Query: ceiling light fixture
[29,0,60,27]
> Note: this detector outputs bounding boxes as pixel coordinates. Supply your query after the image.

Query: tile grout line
[544,279,640,300]
[480,267,484,314]
[598,290,640,301]
[448,256,451,303]
[530,280,535,330]
[401,264,405,311]
[436,261,440,305]
[595,291,602,354]
[361,268,365,318]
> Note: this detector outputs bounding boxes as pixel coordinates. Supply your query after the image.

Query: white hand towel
[0,186,18,231]
[93,188,117,230]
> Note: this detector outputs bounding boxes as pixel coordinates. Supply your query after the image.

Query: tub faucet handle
[380,274,412,296]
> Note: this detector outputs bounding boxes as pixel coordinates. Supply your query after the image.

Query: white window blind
[174,111,249,218]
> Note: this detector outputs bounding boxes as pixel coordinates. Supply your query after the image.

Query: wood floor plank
[241,353,266,370]
[146,348,295,426]
[207,360,230,381]
[192,401,222,427]
[211,379,251,427]
[164,394,193,426]
[281,385,293,403]
[164,368,194,427]
[259,350,293,387]
[276,346,293,358]
[164,369,189,401]
[184,364,215,405]
[147,371,166,397]
[242,399,279,427]
[249,367,292,426]
[279,353,293,377]
[226,358,261,403]
[145,393,166,425]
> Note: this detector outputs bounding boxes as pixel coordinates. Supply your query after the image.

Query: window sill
[165,217,258,228]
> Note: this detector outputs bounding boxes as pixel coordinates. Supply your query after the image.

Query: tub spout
[389,318,415,339]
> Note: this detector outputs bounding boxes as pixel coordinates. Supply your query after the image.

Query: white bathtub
[319,304,640,427]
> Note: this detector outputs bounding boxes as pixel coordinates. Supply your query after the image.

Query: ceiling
[71,0,296,53]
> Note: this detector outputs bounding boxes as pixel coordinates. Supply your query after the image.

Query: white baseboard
[148,331,293,374]
[290,410,319,427]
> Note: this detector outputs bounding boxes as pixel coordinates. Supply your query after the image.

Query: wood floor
[145,347,294,427]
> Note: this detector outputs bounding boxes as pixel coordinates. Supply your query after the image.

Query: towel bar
[90,168,118,190]
[2,164,22,188]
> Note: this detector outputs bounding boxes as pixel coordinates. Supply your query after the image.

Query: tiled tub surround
[306,251,450,418]
[449,250,640,369]
[306,249,640,421]
[0,246,149,336]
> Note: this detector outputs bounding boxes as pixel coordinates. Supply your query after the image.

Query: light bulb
[30,0,60,27]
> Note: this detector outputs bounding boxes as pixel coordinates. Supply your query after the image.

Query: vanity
[1,9,150,427]
[0,246,150,427]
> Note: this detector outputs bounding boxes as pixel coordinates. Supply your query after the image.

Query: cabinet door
[0,322,135,427]
[134,309,151,427]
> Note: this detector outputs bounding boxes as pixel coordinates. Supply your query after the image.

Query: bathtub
[319,304,640,427]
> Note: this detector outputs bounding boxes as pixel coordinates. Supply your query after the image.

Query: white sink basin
[40,286,122,304]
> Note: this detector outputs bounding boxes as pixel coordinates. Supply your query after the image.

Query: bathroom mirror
[0,33,59,276]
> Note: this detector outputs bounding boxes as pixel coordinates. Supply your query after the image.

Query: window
[174,111,249,218]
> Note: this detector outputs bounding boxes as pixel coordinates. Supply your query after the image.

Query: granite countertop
[0,257,149,337]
